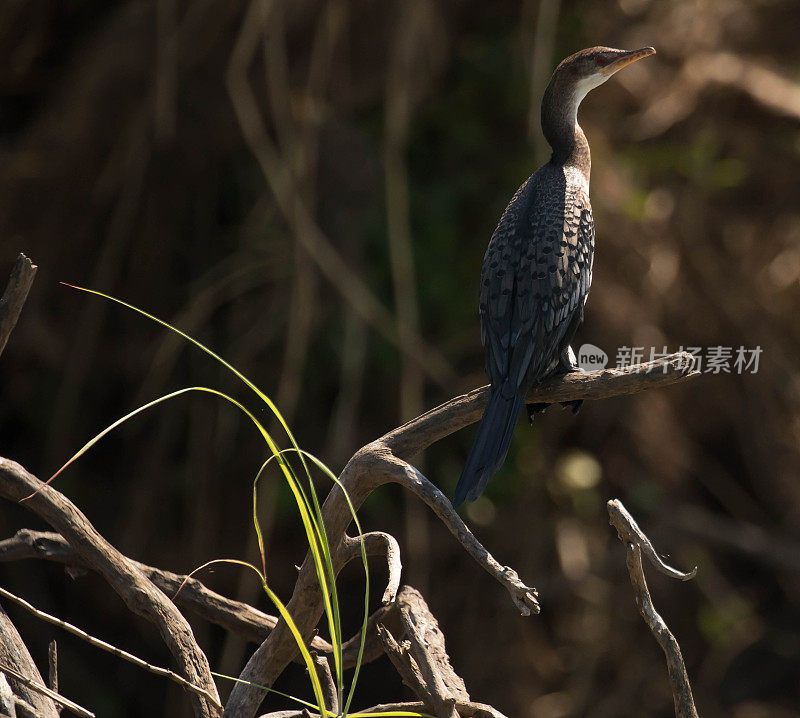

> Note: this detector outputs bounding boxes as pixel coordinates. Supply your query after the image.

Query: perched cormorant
[455,46,655,506]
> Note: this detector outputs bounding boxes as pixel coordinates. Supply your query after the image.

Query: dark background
[2,0,800,716]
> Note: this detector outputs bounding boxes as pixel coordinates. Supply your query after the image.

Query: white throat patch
[569,73,609,122]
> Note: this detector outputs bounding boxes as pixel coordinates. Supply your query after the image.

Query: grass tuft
[50,285,429,717]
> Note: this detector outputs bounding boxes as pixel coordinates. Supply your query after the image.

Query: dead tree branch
[310,653,337,717]
[0,663,93,718]
[336,531,402,605]
[226,353,699,716]
[0,247,700,715]
[378,586,468,718]
[0,529,399,670]
[0,460,221,717]
[607,499,699,718]
[0,585,219,713]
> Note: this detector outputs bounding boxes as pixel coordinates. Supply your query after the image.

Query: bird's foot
[526,402,550,424]
[557,345,585,374]
[556,350,585,414]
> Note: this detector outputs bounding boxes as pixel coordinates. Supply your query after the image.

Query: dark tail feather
[454,387,525,506]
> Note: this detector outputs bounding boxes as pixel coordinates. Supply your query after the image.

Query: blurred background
[2,0,800,716]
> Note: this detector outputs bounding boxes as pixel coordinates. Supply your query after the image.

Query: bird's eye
[595,56,607,67]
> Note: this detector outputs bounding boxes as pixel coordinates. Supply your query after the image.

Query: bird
[454,46,655,506]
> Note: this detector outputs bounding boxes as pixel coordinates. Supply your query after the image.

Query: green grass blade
[249,451,344,702]
[61,283,306,462]
[177,558,330,716]
[210,673,320,712]
[267,450,371,717]
[247,447,371,715]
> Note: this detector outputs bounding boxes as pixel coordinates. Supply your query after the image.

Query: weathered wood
[0,460,221,717]
[227,353,699,717]
[608,499,700,718]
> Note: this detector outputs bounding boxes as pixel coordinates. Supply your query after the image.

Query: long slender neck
[541,78,592,178]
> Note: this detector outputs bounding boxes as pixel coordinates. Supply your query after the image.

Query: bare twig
[0,600,58,717]
[226,354,699,716]
[47,642,59,717]
[0,529,399,670]
[0,663,93,718]
[0,254,37,359]
[607,499,699,718]
[0,585,220,714]
[0,460,221,717]
[608,501,697,582]
[381,456,540,615]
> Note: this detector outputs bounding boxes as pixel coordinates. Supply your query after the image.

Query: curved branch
[608,500,696,581]
[336,531,402,605]
[383,455,539,614]
[0,529,399,671]
[0,460,221,717]
[607,499,699,718]
[226,353,699,716]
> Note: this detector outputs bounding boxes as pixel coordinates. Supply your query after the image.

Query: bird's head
[541,46,655,166]
[549,46,656,108]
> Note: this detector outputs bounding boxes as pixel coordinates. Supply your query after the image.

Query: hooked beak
[599,46,656,77]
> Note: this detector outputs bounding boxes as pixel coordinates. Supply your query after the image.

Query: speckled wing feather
[479,165,594,397]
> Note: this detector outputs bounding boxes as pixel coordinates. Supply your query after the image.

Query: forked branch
[608,499,699,718]
[226,353,699,716]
